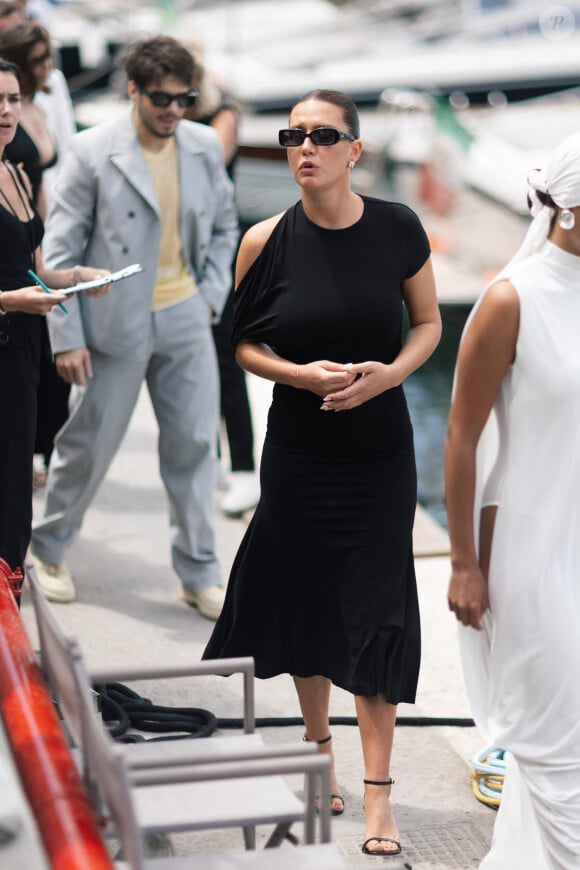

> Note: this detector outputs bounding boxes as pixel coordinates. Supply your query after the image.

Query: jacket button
[122,246,129,254]
[128,211,135,218]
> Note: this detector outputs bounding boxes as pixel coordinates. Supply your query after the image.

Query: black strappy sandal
[303,733,345,816]
[361,778,402,857]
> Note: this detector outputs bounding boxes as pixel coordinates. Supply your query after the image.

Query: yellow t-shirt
[142,138,197,311]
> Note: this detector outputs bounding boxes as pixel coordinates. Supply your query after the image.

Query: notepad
[62,263,143,295]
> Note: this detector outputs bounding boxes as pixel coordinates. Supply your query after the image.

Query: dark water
[404,305,470,529]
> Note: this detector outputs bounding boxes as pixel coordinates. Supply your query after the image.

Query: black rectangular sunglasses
[142,89,198,108]
[278,127,356,147]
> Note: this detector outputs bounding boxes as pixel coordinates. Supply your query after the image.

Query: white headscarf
[495,131,580,281]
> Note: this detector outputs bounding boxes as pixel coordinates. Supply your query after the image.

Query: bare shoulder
[235,212,285,286]
[464,279,520,361]
[483,279,520,309]
[241,212,284,256]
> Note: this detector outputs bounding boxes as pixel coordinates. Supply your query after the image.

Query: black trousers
[0,332,42,573]
[212,289,255,472]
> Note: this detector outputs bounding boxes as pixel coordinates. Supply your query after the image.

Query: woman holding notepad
[0,57,110,603]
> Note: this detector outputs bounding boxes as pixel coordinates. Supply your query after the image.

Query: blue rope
[470,746,506,808]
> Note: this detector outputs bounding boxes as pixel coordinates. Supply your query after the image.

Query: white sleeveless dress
[459,241,580,869]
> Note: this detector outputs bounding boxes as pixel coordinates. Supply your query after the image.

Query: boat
[47,1,580,108]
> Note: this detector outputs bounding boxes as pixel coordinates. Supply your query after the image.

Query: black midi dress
[203,196,430,703]
[0,172,45,571]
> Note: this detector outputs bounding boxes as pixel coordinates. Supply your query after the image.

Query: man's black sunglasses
[278,127,356,147]
[141,88,198,108]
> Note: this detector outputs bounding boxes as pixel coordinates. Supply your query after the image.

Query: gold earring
[348,160,355,170]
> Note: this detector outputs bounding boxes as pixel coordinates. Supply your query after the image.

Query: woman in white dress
[445,132,580,869]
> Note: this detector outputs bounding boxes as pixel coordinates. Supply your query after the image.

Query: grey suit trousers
[32,293,221,592]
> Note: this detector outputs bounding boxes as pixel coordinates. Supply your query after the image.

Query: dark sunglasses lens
[149,92,172,107]
[177,93,197,108]
[278,128,342,147]
[148,91,197,108]
[311,128,340,145]
[279,130,304,147]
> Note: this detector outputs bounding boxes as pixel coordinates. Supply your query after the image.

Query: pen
[27,269,68,314]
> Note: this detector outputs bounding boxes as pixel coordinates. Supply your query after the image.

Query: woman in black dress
[0,20,72,485]
[203,89,441,856]
[0,58,109,602]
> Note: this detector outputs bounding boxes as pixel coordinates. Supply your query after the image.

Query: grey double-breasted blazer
[43,108,239,359]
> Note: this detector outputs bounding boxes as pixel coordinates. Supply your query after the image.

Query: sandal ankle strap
[363,777,395,786]
[303,732,332,745]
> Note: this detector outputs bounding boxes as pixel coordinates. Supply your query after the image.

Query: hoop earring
[348,160,355,170]
[559,208,575,230]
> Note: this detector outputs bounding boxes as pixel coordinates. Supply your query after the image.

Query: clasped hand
[307,360,397,411]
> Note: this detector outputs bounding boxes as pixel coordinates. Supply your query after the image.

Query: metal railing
[0,565,113,870]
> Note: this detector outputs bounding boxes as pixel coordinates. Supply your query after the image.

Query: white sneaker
[30,557,75,603]
[220,471,260,517]
[181,585,225,620]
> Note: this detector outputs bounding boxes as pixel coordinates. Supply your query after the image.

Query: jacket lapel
[176,124,208,263]
[108,109,159,214]
[176,123,208,221]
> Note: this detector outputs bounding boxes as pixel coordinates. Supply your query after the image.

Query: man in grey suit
[30,36,239,618]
